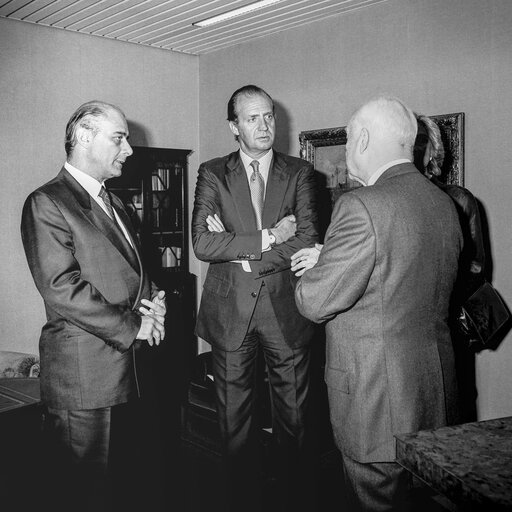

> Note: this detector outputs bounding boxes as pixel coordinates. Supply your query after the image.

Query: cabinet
[108,146,190,275]
[108,146,197,406]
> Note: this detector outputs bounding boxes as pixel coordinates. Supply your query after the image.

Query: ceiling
[0,0,387,55]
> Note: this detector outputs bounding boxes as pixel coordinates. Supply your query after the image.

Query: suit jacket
[295,163,462,462]
[21,168,153,410]
[192,150,319,351]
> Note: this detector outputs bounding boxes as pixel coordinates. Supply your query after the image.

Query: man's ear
[228,121,239,137]
[76,126,91,148]
[359,128,369,154]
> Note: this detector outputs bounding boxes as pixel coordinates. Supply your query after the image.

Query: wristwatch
[268,229,277,247]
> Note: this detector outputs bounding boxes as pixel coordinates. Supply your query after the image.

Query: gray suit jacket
[21,168,153,410]
[295,163,462,462]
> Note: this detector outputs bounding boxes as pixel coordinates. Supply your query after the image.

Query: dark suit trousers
[42,406,113,512]
[211,283,312,512]
[341,453,413,512]
[41,400,162,512]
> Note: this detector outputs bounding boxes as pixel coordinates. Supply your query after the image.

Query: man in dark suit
[192,85,319,511]
[292,96,462,511]
[21,100,166,512]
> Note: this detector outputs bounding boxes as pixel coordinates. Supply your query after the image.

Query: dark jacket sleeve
[252,162,319,277]
[295,193,373,322]
[191,163,262,263]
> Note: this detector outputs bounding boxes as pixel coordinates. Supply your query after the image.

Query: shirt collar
[366,159,410,186]
[64,161,104,198]
[239,148,273,183]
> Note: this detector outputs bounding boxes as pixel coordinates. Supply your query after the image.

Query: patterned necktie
[99,185,136,254]
[99,186,117,223]
[249,160,264,229]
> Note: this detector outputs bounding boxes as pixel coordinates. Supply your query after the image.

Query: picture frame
[428,112,465,186]
[299,125,354,208]
[299,112,465,208]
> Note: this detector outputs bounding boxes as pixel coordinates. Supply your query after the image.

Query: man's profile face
[229,93,275,159]
[86,109,133,182]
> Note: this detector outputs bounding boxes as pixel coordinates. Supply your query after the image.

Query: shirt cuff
[229,260,252,272]
[262,229,271,252]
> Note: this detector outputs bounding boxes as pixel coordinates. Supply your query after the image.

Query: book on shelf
[152,164,170,191]
[160,246,182,268]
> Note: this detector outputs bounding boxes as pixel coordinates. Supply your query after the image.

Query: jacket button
[251,292,257,298]
[250,254,255,259]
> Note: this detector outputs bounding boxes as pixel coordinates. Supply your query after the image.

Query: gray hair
[65,100,124,156]
[349,95,418,157]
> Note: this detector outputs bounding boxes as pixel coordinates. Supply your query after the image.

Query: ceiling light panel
[193,0,284,27]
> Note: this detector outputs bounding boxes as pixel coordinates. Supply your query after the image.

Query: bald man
[292,96,462,511]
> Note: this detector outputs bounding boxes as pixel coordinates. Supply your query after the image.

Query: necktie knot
[250,160,260,181]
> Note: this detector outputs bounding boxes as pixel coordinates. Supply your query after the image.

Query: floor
[154,346,457,512]
[1,339,457,512]
[171,439,456,512]
[177,440,345,512]
[1,392,455,512]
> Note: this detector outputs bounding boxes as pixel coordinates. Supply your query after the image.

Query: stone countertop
[395,416,512,511]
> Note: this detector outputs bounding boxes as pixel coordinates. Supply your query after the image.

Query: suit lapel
[262,151,289,228]
[225,152,258,230]
[96,198,140,273]
[61,169,141,274]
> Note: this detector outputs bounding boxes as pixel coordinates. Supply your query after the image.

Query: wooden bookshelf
[108,146,197,405]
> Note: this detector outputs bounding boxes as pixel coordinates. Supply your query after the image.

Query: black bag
[457,280,510,347]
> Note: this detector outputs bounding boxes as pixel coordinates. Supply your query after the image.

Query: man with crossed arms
[192,85,318,511]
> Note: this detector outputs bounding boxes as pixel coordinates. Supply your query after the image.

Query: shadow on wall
[127,119,149,147]
[273,100,291,156]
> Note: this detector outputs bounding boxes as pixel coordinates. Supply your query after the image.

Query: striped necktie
[99,186,118,223]
[249,160,264,229]
[98,186,136,252]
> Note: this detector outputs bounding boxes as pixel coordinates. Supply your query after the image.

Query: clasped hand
[290,244,323,276]
[136,290,166,346]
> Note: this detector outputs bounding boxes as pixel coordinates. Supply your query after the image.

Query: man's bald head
[346,96,417,184]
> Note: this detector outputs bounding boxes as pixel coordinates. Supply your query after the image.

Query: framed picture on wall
[299,125,356,208]
[428,112,465,186]
[299,112,465,238]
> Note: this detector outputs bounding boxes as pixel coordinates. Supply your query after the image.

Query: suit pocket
[325,367,350,394]
[203,272,231,298]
